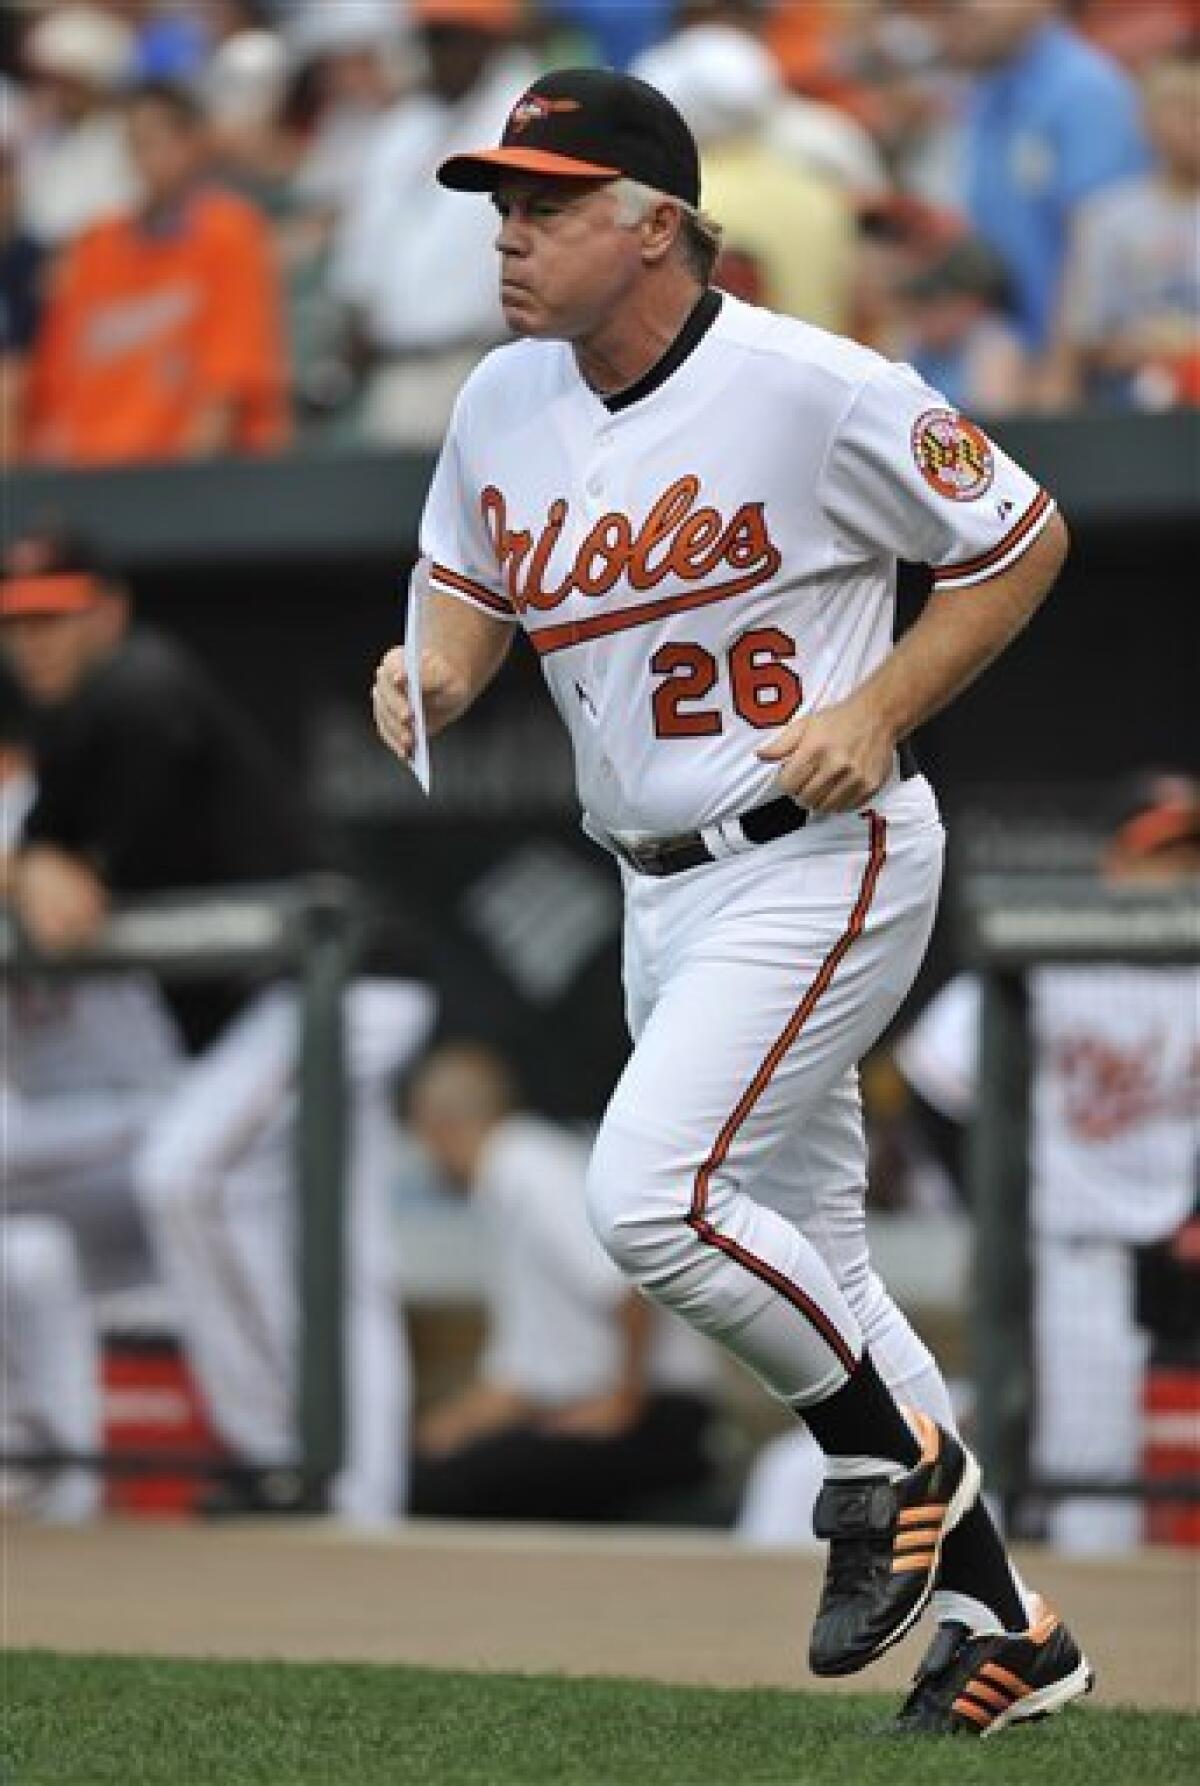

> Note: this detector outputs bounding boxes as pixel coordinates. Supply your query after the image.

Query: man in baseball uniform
[372,69,1089,1735]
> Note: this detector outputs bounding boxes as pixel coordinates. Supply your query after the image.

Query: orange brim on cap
[0,573,103,618]
[438,147,622,189]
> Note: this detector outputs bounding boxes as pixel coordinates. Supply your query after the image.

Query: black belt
[613,743,919,878]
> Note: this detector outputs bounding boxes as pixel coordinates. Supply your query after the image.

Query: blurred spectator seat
[26,82,289,464]
[18,5,137,245]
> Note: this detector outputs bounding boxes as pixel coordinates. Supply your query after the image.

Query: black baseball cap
[437,67,701,207]
[0,525,113,618]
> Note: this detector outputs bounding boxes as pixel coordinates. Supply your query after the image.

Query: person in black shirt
[2,529,309,952]
[2,528,434,1521]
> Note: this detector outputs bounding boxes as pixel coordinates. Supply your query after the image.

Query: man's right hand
[371,592,515,767]
[371,645,465,764]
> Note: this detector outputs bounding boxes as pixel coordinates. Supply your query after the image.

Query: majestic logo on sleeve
[911,409,995,502]
[479,477,782,648]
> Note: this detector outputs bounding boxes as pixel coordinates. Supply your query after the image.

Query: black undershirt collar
[601,287,723,414]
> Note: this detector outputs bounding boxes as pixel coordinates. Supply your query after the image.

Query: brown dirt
[4,1518,1197,1711]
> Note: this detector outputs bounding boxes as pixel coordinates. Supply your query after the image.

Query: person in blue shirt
[941,0,1149,352]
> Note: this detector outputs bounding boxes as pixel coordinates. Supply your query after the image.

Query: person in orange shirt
[27,80,290,464]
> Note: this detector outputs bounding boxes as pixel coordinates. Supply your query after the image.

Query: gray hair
[611,177,724,286]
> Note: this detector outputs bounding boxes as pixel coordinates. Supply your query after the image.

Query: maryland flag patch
[911,409,995,502]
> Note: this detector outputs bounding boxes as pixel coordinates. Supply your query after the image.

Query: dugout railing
[1,876,365,1504]
[957,871,1200,1519]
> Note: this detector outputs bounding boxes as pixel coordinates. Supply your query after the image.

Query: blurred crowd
[1,0,1197,466]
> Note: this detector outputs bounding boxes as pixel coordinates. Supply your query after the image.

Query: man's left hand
[757,695,896,813]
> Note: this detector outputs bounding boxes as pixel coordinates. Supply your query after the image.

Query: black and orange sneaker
[808,1412,981,1677]
[891,1601,1094,1737]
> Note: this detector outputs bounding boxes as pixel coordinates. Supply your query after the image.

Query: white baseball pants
[586,778,946,1412]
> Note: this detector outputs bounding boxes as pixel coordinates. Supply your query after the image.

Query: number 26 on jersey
[650,627,802,738]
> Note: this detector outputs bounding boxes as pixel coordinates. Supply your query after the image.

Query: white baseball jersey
[897,969,1200,1242]
[420,290,1053,838]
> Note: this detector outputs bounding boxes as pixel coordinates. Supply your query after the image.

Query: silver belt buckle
[631,841,670,875]
[614,836,656,874]
[615,833,686,875]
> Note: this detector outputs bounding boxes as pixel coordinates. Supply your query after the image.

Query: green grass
[2,1652,1195,1786]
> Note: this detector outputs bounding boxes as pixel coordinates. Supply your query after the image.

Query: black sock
[937,1499,1028,1632]
[800,1351,921,1469]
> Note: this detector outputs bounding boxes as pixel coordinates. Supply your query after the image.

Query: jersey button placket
[578,433,607,761]
[585,419,615,509]
[584,448,607,505]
